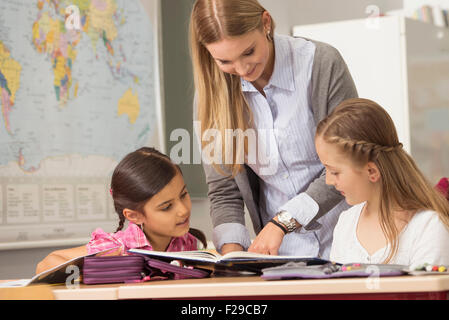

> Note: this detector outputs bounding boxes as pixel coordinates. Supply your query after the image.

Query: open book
[0,247,120,288]
[129,248,328,273]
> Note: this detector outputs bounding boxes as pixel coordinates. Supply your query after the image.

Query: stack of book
[411,5,449,28]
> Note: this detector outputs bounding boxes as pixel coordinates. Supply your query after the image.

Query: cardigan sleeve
[302,39,359,227]
[194,95,252,251]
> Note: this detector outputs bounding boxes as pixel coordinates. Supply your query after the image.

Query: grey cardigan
[201,38,358,243]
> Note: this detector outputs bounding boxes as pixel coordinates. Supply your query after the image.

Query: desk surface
[49,275,449,300]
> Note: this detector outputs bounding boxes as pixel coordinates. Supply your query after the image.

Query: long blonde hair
[189,0,275,176]
[316,98,449,263]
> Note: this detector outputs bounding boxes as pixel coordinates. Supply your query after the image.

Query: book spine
[422,5,434,24]
[433,6,446,27]
[412,5,449,28]
[443,10,449,27]
[413,9,420,21]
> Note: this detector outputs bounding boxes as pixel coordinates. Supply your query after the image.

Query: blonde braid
[327,136,403,160]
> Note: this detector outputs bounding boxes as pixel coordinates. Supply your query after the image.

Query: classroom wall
[0,0,242,280]
[0,0,405,280]
[0,0,203,280]
[260,0,403,35]
[161,0,208,199]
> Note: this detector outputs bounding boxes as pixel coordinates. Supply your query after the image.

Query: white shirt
[330,202,449,266]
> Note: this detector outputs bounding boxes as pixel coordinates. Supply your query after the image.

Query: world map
[0,0,160,176]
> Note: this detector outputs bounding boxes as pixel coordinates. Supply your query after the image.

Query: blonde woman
[315,98,449,265]
[190,0,357,257]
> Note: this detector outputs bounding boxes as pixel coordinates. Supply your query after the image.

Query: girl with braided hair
[315,98,449,266]
[36,147,206,274]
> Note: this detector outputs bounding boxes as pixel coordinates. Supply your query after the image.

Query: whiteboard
[293,16,411,152]
[293,16,449,184]
[0,0,164,250]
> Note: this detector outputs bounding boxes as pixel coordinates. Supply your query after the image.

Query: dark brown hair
[110,147,207,248]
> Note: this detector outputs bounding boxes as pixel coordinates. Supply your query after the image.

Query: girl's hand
[248,222,285,255]
[35,245,88,275]
[95,246,124,257]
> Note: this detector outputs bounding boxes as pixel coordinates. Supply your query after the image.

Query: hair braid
[116,213,126,232]
[327,136,403,161]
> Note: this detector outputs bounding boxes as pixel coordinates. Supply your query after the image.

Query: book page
[129,249,321,265]
[220,251,313,261]
[129,249,221,262]
[0,279,33,288]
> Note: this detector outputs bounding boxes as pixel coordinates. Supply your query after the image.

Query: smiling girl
[315,98,449,266]
[36,147,206,274]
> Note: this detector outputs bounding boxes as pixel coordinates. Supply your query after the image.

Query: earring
[140,223,144,231]
[266,29,273,41]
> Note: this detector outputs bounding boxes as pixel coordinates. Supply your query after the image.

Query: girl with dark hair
[36,147,207,274]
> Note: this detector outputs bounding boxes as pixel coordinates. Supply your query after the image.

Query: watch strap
[269,218,287,234]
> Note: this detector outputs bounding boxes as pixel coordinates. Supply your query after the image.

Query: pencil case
[82,255,210,285]
[146,258,211,279]
[83,256,146,284]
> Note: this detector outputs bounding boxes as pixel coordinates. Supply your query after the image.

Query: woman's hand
[248,221,285,255]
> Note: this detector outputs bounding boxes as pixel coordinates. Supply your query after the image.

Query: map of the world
[0,0,162,248]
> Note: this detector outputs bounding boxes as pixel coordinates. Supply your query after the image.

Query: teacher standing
[189,0,358,258]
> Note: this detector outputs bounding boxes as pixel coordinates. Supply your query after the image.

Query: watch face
[278,211,292,223]
[278,211,296,232]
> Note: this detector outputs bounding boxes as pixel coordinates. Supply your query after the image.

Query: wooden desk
[0,283,55,300]
[49,275,449,300]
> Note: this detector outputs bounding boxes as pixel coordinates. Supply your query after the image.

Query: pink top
[86,222,198,255]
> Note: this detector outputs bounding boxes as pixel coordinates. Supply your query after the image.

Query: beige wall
[260,0,402,35]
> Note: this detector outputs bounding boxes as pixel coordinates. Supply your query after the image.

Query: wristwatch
[276,210,297,233]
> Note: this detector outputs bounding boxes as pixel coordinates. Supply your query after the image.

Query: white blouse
[330,202,449,267]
